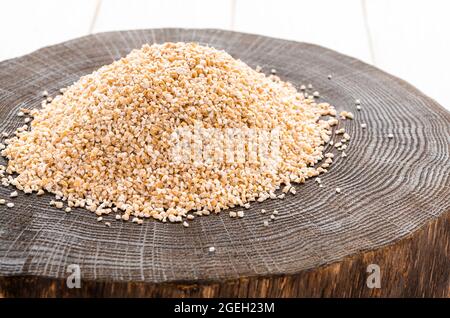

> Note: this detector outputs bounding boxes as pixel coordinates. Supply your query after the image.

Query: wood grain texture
[0,29,449,296]
[1,213,448,297]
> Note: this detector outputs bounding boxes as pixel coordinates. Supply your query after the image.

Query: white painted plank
[0,0,98,62]
[366,0,450,110]
[93,0,231,32]
[233,0,372,63]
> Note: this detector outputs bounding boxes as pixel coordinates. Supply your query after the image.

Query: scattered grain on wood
[0,42,353,227]
[340,111,354,120]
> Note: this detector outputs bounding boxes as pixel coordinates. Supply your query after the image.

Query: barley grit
[1,42,346,224]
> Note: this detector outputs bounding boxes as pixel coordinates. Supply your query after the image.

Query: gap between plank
[361,0,376,65]
[89,0,103,34]
[230,0,237,30]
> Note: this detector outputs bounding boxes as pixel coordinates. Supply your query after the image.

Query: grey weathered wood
[0,29,449,293]
[1,213,447,297]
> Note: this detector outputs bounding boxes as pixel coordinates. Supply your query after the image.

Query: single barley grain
[340,111,354,120]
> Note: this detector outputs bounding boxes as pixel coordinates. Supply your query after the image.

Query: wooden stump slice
[0,29,449,297]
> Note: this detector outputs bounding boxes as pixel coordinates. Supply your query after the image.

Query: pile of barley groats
[0,42,370,228]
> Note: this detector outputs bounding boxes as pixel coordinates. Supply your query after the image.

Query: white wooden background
[1,0,449,111]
